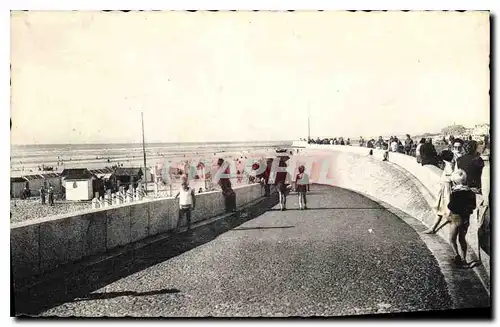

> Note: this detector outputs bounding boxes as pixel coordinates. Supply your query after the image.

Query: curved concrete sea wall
[293,142,490,293]
[11,183,264,281]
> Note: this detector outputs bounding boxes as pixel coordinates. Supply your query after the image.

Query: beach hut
[10,177,27,198]
[90,167,116,193]
[114,167,143,190]
[61,168,95,201]
[21,173,61,197]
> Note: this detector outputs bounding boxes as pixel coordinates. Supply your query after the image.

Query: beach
[10,142,290,176]
[10,141,292,223]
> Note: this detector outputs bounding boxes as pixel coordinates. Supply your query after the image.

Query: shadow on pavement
[72,288,181,302]
[230,226,295,231]
[13,193,279,316]
[268,207,382,211]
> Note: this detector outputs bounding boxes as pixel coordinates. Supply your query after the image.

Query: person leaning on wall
[217,158,237,214]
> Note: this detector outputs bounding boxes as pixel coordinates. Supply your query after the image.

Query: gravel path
[15,185,468,317]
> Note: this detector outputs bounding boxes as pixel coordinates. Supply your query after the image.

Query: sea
[10,141,292,176]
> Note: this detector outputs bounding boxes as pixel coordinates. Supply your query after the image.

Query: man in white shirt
[175,181,196,231]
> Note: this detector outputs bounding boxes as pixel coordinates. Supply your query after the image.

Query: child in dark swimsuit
[447,169,476,267]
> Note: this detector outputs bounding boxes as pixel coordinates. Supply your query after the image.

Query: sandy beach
[10,143,291,223]
[10,146,286,177]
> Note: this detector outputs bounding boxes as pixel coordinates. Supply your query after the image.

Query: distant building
[61,168,95,201]
[473,124,490,137]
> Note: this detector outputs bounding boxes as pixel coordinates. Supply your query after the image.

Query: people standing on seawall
[366,139,375,149]
[420,138,439,167]
[39,185,46,205]
[262,158,273,197]
[294,165,309,210]
[483,133,490,155]
[174,181,196,231]
[398,139,405,153]
[375,136,384,150]
[451,139,464,170]
[446,169,477,267]
[447,135,456,151]
[457,140,485,223]
[359,136,365,147]
[425,150,454,234]
[346,138,351,146]
[217,158,237,213]
[404,134,413,155]
[390,137,398,152]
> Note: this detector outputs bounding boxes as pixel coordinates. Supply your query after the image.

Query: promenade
[14,185,489,317]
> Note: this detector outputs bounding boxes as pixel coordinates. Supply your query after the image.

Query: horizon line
[10,140,295,146]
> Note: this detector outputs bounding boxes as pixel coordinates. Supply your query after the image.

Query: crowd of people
[301,133,489,268]
[302,132,490,169]
[301,137,352,146]
[175,152,311,230]
[424,139,487,268]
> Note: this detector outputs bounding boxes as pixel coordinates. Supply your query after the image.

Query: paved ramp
[18,185,489,317]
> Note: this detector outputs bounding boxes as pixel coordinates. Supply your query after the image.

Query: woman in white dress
[424,150,454,234]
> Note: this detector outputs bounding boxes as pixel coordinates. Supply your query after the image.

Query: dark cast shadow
[13,194,279,316]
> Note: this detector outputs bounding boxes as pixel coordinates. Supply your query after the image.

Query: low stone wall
[293,143,490,293]
[11,183,264,281]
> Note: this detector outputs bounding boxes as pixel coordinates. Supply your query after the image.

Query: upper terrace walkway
[14,185,489,317]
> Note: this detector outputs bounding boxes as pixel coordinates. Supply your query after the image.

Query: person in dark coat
[457,140,486,240]
[419,138,439,167]
[457,140,484,193]
[404,134,413,155]
[217,158,236,213]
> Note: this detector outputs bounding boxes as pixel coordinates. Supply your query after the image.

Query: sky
[10,11,490,145]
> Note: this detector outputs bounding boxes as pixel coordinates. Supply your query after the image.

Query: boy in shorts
[294,165,309,210]
[275,156,290,211]
[447,169,476,267]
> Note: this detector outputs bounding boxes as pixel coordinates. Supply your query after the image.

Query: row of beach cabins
[10,167,157,201]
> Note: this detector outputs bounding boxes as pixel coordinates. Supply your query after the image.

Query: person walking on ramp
[274,155,290,211]
[424,150,454,234]
[175,181,196,231]
[295,165,309,210]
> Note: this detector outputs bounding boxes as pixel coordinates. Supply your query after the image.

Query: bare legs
[458,224,469,263]
[449,219,469,266]
[449,221,460,262]
[298,192,307,210]
[424,215,449,234]
[278,191,286,211]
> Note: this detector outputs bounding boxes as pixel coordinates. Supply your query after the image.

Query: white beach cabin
[61,168,95,201]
